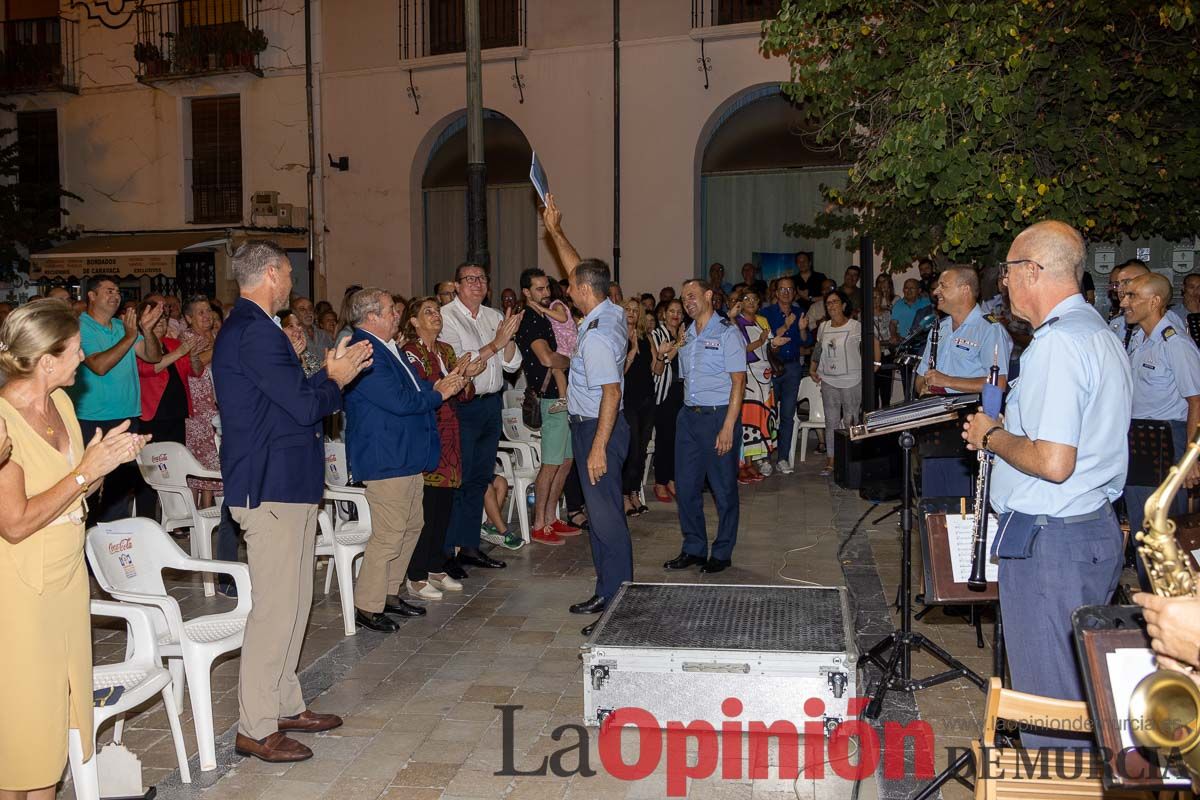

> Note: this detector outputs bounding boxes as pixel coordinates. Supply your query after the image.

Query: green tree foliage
[762,0,1200,266]
[0,102,77,280]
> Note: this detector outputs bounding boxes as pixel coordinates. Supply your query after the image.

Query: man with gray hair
[342,288,469,631]
[963,221,1131,749]
[213,241,372,763]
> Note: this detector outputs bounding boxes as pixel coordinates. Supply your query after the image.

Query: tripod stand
[861,430,987,719]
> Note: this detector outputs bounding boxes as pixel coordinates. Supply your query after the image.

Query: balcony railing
[692,0,783,28]
[135,0,266,81]
[0,16,79,94]
[399,0,525,62]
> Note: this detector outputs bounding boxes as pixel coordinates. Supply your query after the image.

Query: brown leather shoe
[277,709,344,733]
[234,731,312,762]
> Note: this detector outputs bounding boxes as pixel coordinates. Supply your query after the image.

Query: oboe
[967,346,1001,591]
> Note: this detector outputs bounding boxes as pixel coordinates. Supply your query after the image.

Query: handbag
[521,369,553,430]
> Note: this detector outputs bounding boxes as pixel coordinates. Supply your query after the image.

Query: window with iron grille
[16,109,61,231]
[190,95,242,224]
[401,0,522,59]
[694,0,782,27]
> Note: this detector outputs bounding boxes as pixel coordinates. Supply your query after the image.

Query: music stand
[1188,312,1200,347]
[1128,419,1177,486]
[850,395,988,721]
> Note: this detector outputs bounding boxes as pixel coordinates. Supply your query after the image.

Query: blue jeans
[772,366,803,461]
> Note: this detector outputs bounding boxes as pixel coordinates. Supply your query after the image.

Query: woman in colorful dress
[730,288,784,483]
[400,296,482,598]
[180,295,223,505]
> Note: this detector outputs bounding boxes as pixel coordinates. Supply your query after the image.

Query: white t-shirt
[815,318,862,389]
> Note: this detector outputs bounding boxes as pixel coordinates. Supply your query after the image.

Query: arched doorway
[421,110,538,295]
[697,86,852,284]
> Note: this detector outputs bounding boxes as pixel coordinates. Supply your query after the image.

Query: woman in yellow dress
[0,300,148,799]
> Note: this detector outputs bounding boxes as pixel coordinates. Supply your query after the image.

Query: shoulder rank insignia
[1033,316,1059,333]
[1163,326,1177,340]
[984,313,999,324]
[719,317,732,327]
[587,319,600,331]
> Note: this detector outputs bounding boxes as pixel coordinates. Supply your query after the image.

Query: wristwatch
[71,471,88,492]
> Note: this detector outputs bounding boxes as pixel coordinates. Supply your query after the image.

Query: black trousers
[80,417,153,525]
[410,486,452,581]
[652,381,684,485]
[621,397,656,495]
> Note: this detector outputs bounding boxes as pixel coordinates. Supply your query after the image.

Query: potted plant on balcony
[134,41,167,77]
[247,26,267,68]
[172,28,201,73]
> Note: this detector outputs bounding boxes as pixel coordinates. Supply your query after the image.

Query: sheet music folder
[850,393,980,441]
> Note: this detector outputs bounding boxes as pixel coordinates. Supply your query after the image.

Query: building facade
[4,0,854,303]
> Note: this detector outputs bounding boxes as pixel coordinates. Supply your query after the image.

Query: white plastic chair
[85,519,251,772]
[499,409,542,542]
[69,600,191,800]
[502,388,525,412]
[320,441,370,636]
[789,376,826,465]
[138,442,224,597]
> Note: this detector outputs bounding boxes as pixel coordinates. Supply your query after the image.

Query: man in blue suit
[212,242,371,764]
[342,288,468,632]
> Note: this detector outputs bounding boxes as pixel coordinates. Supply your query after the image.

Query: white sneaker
[758,461,774,477]
[407,579,443,600]
[427,572,463,592]
[776,459,794,475]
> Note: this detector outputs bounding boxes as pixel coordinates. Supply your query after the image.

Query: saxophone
[1129,427,1200,783]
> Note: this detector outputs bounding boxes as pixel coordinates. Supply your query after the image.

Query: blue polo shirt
[892,296,933,338]
[68,312,143,421]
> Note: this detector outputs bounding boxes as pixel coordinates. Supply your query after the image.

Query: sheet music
[945,513,999,583]
[864,393,979,429]
[1105,648,1191,785]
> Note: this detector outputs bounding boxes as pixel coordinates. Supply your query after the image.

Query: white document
[946,513,999,584]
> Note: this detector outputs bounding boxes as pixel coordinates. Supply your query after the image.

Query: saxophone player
[963,221,1132,750]
[1134,592,1200,689]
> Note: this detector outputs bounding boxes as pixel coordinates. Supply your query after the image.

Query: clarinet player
[962,221,1131,750]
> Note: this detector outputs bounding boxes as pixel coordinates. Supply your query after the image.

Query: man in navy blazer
[341,288,467,632]
[212,242,370,764]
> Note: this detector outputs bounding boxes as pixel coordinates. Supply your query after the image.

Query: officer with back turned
[664,278,747,575]
[542,194,632,637]
[963,221,1131,751]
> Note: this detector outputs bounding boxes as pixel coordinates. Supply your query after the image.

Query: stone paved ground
[65,454,1006,800]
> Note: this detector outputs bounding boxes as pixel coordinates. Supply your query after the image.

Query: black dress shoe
[569,595,607,615]
[700,557,732,574]
[663,552,707,570]
[581,621,598,636]
[383,597,426,617]
[355,609,400,632]
[458,548,507,569]
[443,557,469,581]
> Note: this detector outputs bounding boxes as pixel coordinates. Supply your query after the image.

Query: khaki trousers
[357,474,425,613]
[230,502,318,741]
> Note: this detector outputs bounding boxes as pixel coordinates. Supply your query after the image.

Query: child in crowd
[542,295,577,413]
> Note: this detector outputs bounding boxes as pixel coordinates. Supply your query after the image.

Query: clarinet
[967,347,1001,591]
[928,323,939,371]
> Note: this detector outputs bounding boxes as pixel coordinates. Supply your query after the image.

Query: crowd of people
[2,209,1200,789]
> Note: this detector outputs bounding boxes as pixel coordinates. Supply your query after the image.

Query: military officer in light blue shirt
[964,222,1131,750]
[1121,272,1200,557]
[543,195,632,633]
[663,279,747,575]
[1108,260,1186,352]
[915,266,1013,497]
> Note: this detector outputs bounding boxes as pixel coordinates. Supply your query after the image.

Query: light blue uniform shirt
[567,299,627,418]
[1129,315,1200,422]
[1108,308,1186,352]
[68,312,144,420]
[990,294,1132,517]
[679,313,747,407]
[916,305,1013,391]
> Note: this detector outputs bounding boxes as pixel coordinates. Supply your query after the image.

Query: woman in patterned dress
[180,295,223,504]
[730,288,785,482]
[400,297,483,598]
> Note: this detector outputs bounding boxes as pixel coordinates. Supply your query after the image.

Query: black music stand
[1128,419,1177,486]
[850,397,988,721]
